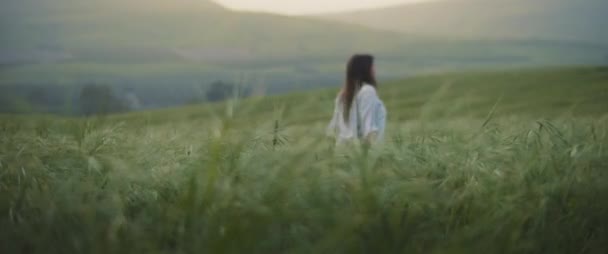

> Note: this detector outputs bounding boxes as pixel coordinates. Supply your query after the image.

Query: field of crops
[1,67,608,253]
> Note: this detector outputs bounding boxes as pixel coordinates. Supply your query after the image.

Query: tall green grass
[1,68,608,253]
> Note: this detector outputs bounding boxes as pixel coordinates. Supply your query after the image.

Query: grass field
[1,67,608,253]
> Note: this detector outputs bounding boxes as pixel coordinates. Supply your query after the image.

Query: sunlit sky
[213,0,434,15]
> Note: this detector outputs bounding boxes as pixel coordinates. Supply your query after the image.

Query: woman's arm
[358,87,384,144]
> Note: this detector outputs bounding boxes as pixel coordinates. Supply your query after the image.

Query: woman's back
[327,84,386,145]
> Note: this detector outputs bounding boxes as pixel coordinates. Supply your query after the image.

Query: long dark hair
[341,54,377,121]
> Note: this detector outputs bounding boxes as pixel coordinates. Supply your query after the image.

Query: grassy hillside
[2,67,608,253]
[319,0,608,44]
[108,66,608,125]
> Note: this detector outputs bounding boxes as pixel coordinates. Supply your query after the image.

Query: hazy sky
[214,0,433,15]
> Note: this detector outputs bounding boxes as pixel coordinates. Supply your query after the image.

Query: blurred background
[1,0,607,115]
[2,3,608,253]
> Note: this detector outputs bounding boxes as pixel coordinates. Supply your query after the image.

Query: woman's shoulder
[358,84,378,97]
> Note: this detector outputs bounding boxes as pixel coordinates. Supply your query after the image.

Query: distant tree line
[78,84,130,116]
[79,81,254,115]
[205,80,252,102]
[0,79,265,115]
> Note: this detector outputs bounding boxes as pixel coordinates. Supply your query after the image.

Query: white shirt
[327,84,387,145]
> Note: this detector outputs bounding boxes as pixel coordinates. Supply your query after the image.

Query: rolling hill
[319,0,608,44]
[2,0,606,66]
[1,0,607,114]
[0,0,408,64]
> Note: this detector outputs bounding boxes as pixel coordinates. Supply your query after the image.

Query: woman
[327,54,387,147]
